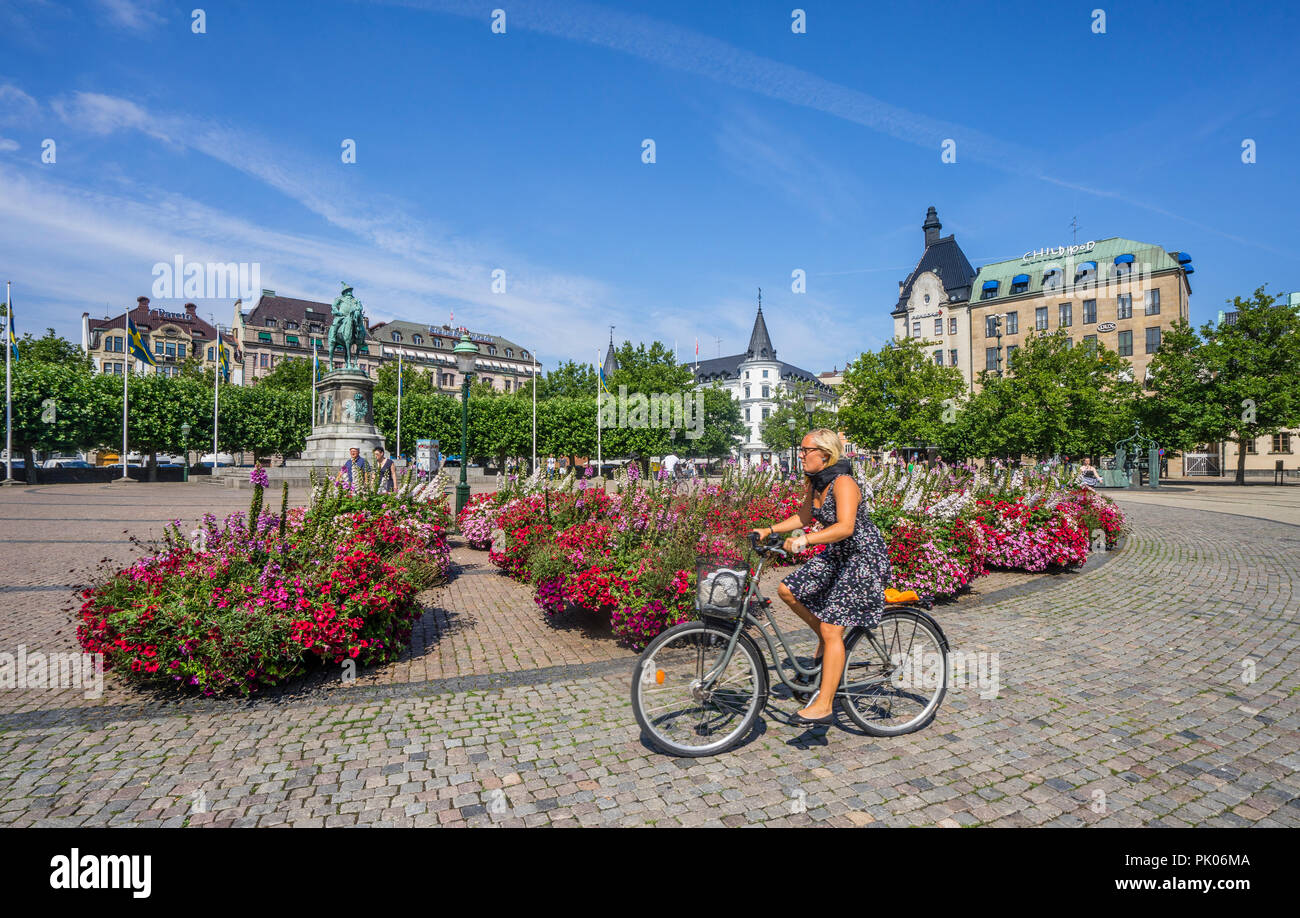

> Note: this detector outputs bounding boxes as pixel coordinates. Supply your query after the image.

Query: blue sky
[1,0,1297,375]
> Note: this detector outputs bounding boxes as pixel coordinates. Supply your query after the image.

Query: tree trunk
[1235,435,1247,485]
[23,446,38,484]
[148,449,158,482]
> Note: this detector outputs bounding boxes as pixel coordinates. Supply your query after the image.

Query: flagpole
[4,281,12,483]
[596,346,602,472]
[212,316,219,470]
[531,350,536,474]
[311,337,318,431]
[121,309,129,481]
[396,351,403,461]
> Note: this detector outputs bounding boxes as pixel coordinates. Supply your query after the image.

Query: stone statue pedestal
[300,369,385,470]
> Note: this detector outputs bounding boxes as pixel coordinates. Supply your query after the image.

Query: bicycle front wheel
[841,608,949,736]
[632,620,768,757]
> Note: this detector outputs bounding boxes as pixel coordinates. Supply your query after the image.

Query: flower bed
[76,471,453,695]
[462,461,1126,650]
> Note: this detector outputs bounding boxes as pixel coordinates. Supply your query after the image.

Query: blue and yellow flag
[598,363,611,396]
[127,317,156,368]
[4,297,17,361]
[219,342,231,382]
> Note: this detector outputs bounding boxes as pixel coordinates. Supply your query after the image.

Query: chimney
[184,302,198,315]
[923,206,942,246]
[136,295,150,311]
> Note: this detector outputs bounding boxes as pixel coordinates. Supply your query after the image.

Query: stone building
[82,297,237,377]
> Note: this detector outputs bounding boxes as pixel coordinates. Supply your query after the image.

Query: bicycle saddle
[884,588,921,604]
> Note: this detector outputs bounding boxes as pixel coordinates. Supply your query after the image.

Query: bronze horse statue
[327,283,366,371]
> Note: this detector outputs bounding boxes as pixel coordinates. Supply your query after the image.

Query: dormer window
[981,280,999,300]
[285,320,299,330]
[434,338,442,349]
[488,345,497,355]
[391,331,402,342]
[1042,268,1063,291]
[1074,261,1097,285]
[264,319,277,328]
[1010,274,1030,296]
[505,348,513,358]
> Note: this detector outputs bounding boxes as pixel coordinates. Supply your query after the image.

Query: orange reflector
[655,670,665,685]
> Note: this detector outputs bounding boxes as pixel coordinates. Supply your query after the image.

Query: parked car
[199,452,235,466]
[42,459,93,469]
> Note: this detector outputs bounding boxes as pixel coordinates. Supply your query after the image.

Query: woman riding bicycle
[752,428,892,727]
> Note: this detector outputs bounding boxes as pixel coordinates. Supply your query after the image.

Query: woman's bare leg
[777,582,825,659]
[799,623,844,719]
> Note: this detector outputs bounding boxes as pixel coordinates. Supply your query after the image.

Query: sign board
[416,439,441,474]
[1097,322,1117,332]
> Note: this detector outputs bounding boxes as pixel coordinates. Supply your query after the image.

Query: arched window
[391,331,402,342]
[413,334,423,345]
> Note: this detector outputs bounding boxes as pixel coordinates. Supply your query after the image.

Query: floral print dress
[781,473,893,629]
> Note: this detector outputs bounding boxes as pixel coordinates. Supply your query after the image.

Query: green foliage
[516,359,596,400]
[758,378,838,453]
[259,356,314,391]
[218,385,310,461]
[608,340,694,396]
[840,337,966,452]
[693,385,747,461]
[11,327,93,369]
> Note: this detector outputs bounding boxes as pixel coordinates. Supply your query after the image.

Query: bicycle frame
[699,547,899,698]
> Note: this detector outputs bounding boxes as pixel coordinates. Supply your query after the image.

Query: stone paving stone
[1,492,1299,827]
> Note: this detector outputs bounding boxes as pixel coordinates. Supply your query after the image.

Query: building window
[1010,277,1029,295]
[1117,330,1133,356]
[1006,344,1018,364]
[985,348,999,371]
[503,380,511,392]
[1063,338,1073,350]
[207,346,215,360]
[1082,334,1098,354]
[985,316,999,336]
[1083,299,1097,324]
[744,385,750,398]
[442,373,453,386]
[1035,307,1049,331]
[258,331,272,343]
[934,318,943,335]
[1145,326,1162,354]
[264,319,276,327]
[745,407,751,421]
[1245,438,1257,455]
[391,332,401,342]
[1005,311,1018,334]
[1272,433,1292,453]
[285,321,298,330]
[1117,294,1133,319]
[434,338,442,349]
[762,407,770,419]
[482,377,493,387]
[413,334,423,345]
[912,321,921,337]
[948,317,957,335]
[1043,269,1063,291]
[178,343,187,358]
[981,283,999,300]
[488,346,497,356]
[285,336,299,347]
[949,349,958,366]
[744,371,749,379]
[260,353,269,367]
[1059,303,1072,327]
[762,385,770,399]
[1145,289,1161,315]
[505,348,513,358]
[762,369,768,378]
[934,350,943,365]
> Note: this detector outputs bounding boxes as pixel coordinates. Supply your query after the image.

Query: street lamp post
[786,416,796,474]
[180,422,191,483]
[803,390,818,429]
[453,333,479,520]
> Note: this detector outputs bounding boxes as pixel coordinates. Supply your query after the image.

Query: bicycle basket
[695,559,750,619]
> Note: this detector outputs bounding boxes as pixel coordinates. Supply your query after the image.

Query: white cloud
[93,0,165,31]
[52,91,158,137]
[0,83,39,126]
[0,138,19,152]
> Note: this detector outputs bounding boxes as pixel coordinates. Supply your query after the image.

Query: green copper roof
[971,237,1180,302]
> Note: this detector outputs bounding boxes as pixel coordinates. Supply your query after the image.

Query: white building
[690,295,835,466]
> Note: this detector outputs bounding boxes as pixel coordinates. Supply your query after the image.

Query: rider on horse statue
[327,283,366,371]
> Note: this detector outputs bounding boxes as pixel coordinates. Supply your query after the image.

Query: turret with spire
[602,325,619,379]
[745,288,775,360]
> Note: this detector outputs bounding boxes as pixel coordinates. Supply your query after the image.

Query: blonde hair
[806,428,843,465]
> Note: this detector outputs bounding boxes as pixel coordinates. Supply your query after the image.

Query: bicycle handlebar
[749,531,787,559]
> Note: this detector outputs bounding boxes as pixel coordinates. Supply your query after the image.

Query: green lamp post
[803,390,818,428]
[453,332,479,519]
[786,415,796,474]
[180,422,191,483]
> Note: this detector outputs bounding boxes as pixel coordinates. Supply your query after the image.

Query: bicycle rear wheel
[632,620,768,757]
[841,608,948,736]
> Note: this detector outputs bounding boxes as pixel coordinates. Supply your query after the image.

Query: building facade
[232,292,378,384]
[691,296,835,465]
[967,237,1193,393]
[82,297,237,377]
[891,207,979,390]
[368,319,540,393]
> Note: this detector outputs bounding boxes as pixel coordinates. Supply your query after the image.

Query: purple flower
[250,466,270,488]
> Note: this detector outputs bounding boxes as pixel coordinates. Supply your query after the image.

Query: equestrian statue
[327,283,367,371]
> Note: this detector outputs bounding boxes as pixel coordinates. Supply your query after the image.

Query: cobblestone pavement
[0,484,1297,826]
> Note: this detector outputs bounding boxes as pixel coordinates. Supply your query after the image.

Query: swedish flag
[598,363,611,396]
[219,343,231,382]
[127,317,156,368]
[4,298,17,362]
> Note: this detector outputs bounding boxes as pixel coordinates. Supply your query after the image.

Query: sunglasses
[797,447,828,455]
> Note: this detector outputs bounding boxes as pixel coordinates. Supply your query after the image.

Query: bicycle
[631,532,950,757]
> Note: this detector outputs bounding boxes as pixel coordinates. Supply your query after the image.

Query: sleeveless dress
[780,473,893,629]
